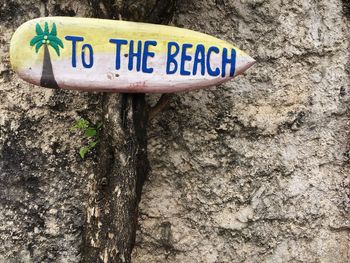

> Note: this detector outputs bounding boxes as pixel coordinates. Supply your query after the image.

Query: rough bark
[0,0,350,263]
[81,94,149,263]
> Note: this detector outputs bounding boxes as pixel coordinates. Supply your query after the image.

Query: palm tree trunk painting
[41,44,59,88]
[30,22,63,89]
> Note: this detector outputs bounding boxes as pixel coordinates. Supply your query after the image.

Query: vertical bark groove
[132,94,149,202]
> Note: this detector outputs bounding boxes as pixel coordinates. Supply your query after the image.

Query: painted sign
[10,17,256,93]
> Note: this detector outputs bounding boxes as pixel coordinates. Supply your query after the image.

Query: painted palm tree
[30,22,64,88]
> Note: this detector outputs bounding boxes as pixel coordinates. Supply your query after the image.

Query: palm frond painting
[30,22,64,88]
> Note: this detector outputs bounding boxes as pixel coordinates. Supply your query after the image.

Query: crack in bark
[131,94,150,202]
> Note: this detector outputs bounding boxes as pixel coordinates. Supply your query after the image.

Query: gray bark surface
[0,0,349,263]
[81,93,149,263]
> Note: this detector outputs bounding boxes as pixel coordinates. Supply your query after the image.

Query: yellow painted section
[10,17,246,71]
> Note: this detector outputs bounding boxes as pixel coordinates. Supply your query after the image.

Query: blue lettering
[222,48,236,77]
[109,39,128,70]
[128,40,142,72]
[81,44,93,68]
[193,44,205,76]
[166,42,180,74]
[207,46,220,77]
[142,40,157,74]
[180,44,192,76]
[65,36,84,68]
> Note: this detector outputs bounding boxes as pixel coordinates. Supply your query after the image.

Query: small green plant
[70,118,102,159]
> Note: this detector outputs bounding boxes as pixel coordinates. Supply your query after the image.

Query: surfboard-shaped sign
[10,17,255,93]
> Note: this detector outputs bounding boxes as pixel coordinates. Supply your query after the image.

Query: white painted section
[18,52,255,93]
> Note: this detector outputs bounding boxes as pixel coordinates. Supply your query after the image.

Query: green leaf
[48,35,64,48]
[89,140,99,149]
[44,22,49,35]
[78,119,90,129]
[35,41,44,53]
[35,23,44,35]
[71,119,102,159]
[84,128,97,138]
[70,119,90,131]
[79,147,89,159]
[50,22,57,36]
[30,35,43,46]
[49,41,60,56]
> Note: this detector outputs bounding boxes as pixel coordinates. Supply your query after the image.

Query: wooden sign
[10,17,255,93]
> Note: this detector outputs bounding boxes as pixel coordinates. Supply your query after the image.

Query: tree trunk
[80,1,176,262]
[40,44,59,89]
[81,94,148,263]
